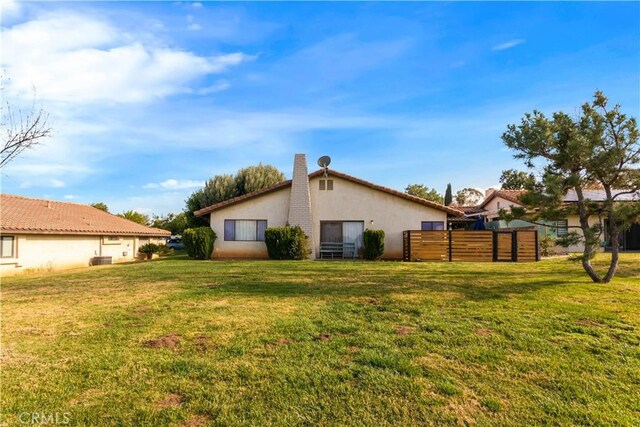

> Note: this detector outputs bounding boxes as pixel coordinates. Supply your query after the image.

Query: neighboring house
[194,154,463,260]
[467,188,640,252]
[0,194,170,275]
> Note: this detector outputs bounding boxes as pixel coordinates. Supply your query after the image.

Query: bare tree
[1,74,51,168]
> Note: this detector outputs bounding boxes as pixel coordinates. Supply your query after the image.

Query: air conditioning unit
[90,256,112,266]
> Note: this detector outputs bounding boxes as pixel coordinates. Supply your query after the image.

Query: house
[194,154,463,259]
[467,188,640,252]
[0,194,170,275]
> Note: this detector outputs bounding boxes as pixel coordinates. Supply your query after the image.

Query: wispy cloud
[491,39,525,51]
[143,179,204,190]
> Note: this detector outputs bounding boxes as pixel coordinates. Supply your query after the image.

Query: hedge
[363,229,385,260]
[264,225,311,260]
[183,227,217,260]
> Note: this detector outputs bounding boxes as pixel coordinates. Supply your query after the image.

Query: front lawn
[2,255,639,426]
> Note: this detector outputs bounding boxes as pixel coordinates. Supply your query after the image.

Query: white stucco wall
[309,175,448,259]
[208,188,291,259]
[0,234,166,275]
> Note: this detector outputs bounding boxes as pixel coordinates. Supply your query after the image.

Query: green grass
[2,254,639,426]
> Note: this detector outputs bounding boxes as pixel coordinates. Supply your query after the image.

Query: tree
[91,202,109,212]
[454,188,484,206]
[186,164,286,227]
[1,74,51,168]
[499,169,536,190]
[151,212,188,235]
[444,183,453,206]
[235,164,286,194]
[502,91,640,283]
[405,184,444,204]
[117,210,150,226]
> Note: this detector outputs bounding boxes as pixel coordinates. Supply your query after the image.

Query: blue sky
[1,1,638,215]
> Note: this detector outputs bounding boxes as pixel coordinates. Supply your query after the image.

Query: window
[1,236,14,258]
[556,220,568,237]
[497,202,501,209]
[319,179,334,191]
[224,220,267,241]
[421,221,445,231]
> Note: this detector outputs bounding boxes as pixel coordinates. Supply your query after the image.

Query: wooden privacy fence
[402,230,539,262]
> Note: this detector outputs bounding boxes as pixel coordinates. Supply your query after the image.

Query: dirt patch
[194,336,213,352]
[145,333,181,349]
[130,305,152,318]
[277,337,291,345]
[357,296,382,306]
[577,319,602,328]
[474,328,492,337]
[395,326,415,336]
[314,333,331,342]
[181,415,210,427]
[347,345,361,352]
[157,393,183,408]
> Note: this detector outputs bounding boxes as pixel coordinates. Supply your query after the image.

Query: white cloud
[63,194,79,200]
[19,178,65,189]
[187,23,202,31]
[192,2,203,8]
[1,12,249,104]
[143,179,204,190]
[195,80,230,94]
[492,39,525,51]
[0,0,21,20]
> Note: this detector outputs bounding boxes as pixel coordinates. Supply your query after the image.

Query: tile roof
[563,189,639,202]
[457,205,484,214]
[0,194,170,237]
[194,169,464,217]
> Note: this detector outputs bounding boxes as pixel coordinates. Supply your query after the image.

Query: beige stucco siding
[0,234,163,275]
[208,188,290,259]
[309,176,448,259]
[483,196,522,221]
[561,215,603,253]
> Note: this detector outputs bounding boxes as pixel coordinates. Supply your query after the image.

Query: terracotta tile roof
[458,205,484,214]
[194,169,464,217]
[479,189,526,209]
[0,194,170,237]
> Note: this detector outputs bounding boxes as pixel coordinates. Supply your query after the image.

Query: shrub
[363,229,385,260]
[539,235,557,257]
[183,227,217,260]
[156,244,172,256]
[264,225,310,260]
[138,243,159,260]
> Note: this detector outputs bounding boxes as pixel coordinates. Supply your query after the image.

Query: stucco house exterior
[468,188,640,253]
[194,154,463,260]
[0,194,170,275]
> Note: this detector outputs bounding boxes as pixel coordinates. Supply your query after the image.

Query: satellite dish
[317,156,332,168]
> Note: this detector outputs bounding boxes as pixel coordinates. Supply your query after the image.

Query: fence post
[492,231,498,262]
[512,230,518,262]
[448,230,453,262]
[407,231,411,262]
[534,230,540,261]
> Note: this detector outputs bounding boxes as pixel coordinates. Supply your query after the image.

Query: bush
[138,243,160,260]
[183,227,217,260]
[363,229,385,260]
[156,244,172,256]
[539,235,557,257]
[264,225,310,260]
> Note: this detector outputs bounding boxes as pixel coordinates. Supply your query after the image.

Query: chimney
[485,188,496,198]
[287,153,314,258]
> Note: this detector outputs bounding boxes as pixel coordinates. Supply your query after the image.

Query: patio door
[321,222,343,243]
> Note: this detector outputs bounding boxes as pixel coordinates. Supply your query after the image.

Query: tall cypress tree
[444,183,453,206]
